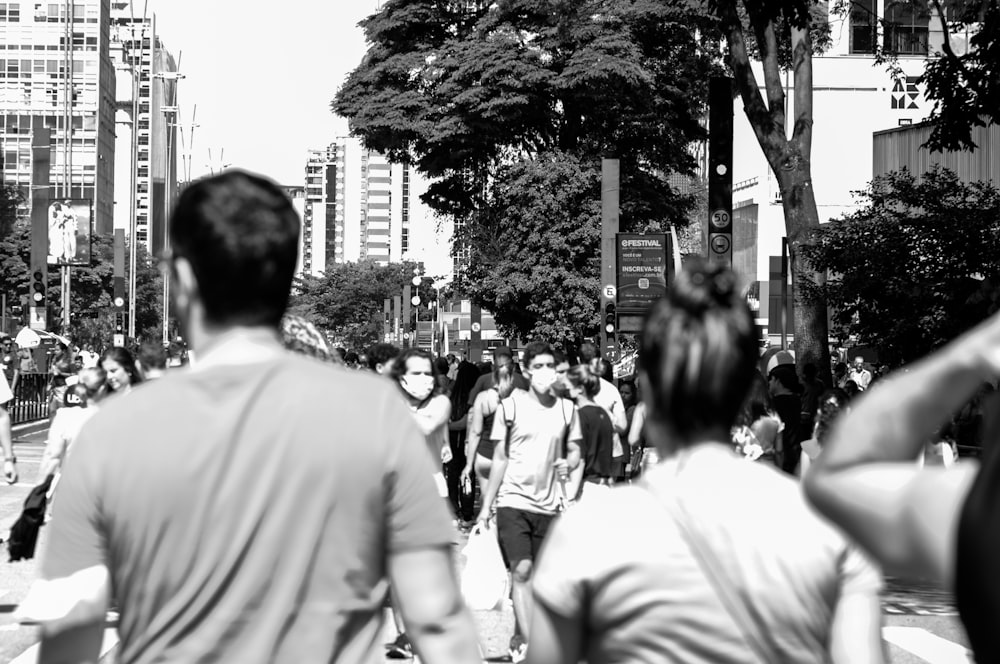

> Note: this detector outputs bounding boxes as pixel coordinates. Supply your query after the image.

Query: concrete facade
[0,0,116,235]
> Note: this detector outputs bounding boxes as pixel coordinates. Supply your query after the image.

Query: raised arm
[804,315,999,584]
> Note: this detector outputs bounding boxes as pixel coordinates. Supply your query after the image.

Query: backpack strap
[499,396,516,454]
[559,399,575,460]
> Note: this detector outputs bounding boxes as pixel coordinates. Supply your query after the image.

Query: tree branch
[928,0,973,80]
[790,24,814,158]
[717,0,782,161]
[756,13,787,132]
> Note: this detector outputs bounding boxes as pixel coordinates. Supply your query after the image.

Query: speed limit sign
[710,209,731,229]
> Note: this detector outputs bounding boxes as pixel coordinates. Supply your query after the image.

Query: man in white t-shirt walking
[476,340,582,662]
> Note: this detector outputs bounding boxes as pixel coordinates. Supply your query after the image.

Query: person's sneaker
[509,634,528,663]
[386,633,413,659]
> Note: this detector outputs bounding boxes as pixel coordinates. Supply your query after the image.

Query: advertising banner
[616,233,670,311]
[47,199,92,267]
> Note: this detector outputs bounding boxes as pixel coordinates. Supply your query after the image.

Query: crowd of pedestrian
[4,169,998,664]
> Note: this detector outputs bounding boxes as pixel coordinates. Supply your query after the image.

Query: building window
[850,0,878,53]
[0,3,21,21]
[884,0,930,55]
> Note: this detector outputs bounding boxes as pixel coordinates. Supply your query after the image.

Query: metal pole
[780,237,789,350]
[162,109,172,346]
[61,1,75,332]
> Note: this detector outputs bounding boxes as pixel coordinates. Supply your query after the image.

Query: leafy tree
[336,0,719,338]
[0,222,162,345]
[288,260,441,350]
[714,0,832,377]
[459,152,601,348]
[336,0,715,223]
[0,184,23,240]
[801,167,1000,367]
[900,0,1000,151]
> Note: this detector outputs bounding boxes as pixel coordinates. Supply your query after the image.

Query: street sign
[616,233,671,312]
[29,306,45,330]
[618,313,645,333]
[471,322,481,333]
[603,284,616,299]
[710,209,731,229]
[710,234,732,254]
[113,333,125,347]
[403,332,411,340]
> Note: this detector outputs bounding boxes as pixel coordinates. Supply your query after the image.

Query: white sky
[147,0,377,186]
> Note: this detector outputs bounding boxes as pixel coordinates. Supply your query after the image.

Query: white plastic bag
[460,523,509,611]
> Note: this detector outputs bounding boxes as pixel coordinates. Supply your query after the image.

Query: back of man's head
[367,343,400,374]
[138,341,168,373]
[169,170,300,328]
[579,341,600,364]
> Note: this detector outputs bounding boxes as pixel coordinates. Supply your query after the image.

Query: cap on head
[765,350,795,375]
[493,345,513,360]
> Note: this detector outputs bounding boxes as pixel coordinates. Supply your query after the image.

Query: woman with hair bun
[528,261,884,664]
[563,363,615,500]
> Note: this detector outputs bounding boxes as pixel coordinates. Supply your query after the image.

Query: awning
[14,327,70,349]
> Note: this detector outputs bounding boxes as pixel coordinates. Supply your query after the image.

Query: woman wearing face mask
[390,349,453,497]
[385,348,455,659]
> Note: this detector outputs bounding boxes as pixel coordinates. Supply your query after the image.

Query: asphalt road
[0,423,973,663]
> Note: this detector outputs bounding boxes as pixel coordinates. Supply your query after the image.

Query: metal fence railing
[7,372,49,426]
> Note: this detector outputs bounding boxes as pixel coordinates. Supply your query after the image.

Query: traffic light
[113,276,126,311]
[604,302,617,340]
[30,270,45,305]
[114,312,124,335]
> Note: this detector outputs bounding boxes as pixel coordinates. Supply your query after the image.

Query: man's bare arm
[389,547,481,664]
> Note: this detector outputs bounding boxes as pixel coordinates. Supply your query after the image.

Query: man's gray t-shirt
[42,353,454,664]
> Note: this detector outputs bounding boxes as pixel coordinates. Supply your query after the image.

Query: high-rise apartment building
[299,137,446,277]
[0,0,117,234]
[300,144,340,276]
[110,1,177,256]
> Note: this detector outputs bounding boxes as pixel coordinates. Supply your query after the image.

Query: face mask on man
[529,367,557,395]
[401,374,435,401]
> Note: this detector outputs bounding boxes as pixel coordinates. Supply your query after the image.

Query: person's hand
[462,464,474,483]
[475,506,493,530]
[3,459,17,485]
[553,458,569,482]
[441,445,453,464]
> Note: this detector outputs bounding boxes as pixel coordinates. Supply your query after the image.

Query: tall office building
[110,1,177,256]
[300,144,339,276]
[299,137,446,277]
[0,0,117,234]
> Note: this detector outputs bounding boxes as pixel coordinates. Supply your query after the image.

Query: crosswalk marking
[9,628,118,664]
[883,626,972,663]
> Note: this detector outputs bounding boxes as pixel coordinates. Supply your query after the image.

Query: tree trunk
[719,0,831,383]
[778,160,831,383]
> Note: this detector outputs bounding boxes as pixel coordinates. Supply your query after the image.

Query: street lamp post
[155,71,185,346]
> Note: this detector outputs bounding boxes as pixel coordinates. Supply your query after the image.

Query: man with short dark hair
[467,345,528,407]
[20,170,480,664]
[136,341,168,380]
[476,340,582,662]
[367,342,400,375]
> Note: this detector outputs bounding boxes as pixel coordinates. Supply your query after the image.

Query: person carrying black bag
[8,474,54,561]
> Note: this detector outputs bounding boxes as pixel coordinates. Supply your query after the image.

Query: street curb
[12,420,46,437]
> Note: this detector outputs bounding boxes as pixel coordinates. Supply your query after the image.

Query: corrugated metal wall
[873,123,1000,187]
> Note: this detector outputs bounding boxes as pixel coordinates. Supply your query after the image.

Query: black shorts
[496,507,555,570]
